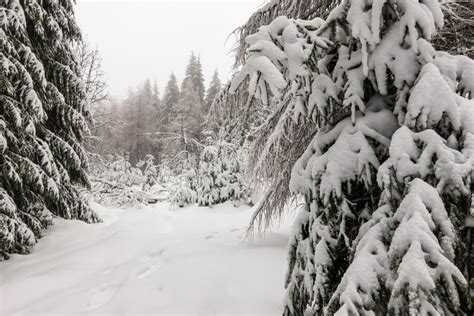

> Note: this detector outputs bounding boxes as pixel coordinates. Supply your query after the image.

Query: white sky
[75,0,264,99]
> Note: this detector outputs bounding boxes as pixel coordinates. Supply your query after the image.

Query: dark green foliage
[0,0,98,260]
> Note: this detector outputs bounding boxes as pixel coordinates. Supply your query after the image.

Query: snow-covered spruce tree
[174,79,203,158]
[161,72,180,127]
[234,0,473,234]
[197,141,247,207]
[151,79,161,109]
[181,52,205,104]
[234,0,473,65]
[219,140,247,205]
[232,1,474,314]
[0,0,98,259]
[197,145,221,206]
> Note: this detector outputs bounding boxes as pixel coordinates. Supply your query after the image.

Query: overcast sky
[75,0,264,99]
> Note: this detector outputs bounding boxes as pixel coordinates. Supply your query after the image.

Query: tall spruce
[194,56,205,103]
[204,69,222,113]
[232,1,474,314]
[161,72,180,126]
[182,52,205,103]
[175,79,203,156]
[151,79,161,109]
[0,0,99,259]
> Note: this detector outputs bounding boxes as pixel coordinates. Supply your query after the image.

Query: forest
[0,0,473,315]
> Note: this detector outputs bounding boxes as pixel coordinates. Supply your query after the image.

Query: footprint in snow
[149,248,165,257]
[88,283,119,310]
[204,232,219,239]
[135,249,164,279]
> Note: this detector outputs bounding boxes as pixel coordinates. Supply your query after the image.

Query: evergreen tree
[218,140,247,205]
[151,79,162,145]
[161,72,180,125]
[175,79,203,156]
[0,0,99,259]
[182,52,205,103]
[234,0,474,233]
[197,145,221,207]
[233,1,473,314]
[151,79,161,109]
[204,69,222,113]
[193,56,205,103]
[142,78,153,101]
[197,141,247,207]
[181,53,196,89]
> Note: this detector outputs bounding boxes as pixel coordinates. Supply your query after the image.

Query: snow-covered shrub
[89,154,147,207]
[106,155,143,187]
[158,163,172,184]
[197,141,247,207]
[137,154,158,190]
[181,159,199,192]
[170,183,197,208]
[170,161,198,208]
[233,1,474,314]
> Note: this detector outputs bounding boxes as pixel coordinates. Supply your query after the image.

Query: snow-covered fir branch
[233,0,474,313]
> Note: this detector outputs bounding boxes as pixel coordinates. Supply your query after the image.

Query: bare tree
[75,39,109,108]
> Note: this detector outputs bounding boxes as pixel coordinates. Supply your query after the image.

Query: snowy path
[0,202,294,315]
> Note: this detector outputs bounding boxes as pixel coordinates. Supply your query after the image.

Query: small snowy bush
[137,154,158,190]
[158,163,172,184]
[89,154,147,207]
[170,184,197,208]
[197,141,247,207]
[170,161,198,208]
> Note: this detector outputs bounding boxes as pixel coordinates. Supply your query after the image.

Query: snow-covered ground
[0,202,295,315]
